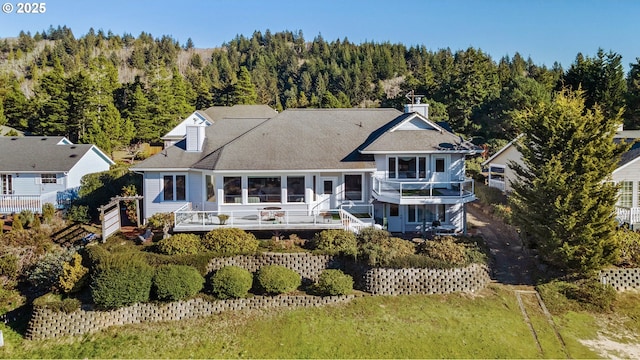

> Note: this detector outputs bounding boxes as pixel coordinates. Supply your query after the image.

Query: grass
[0,284,612,359]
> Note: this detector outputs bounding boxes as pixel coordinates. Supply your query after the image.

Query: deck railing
[372,177,475,199]
[174,207,375,232]
[615,206,640,226]
[487,179,506,192]
[0,192,59,213]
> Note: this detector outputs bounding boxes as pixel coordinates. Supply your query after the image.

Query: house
[482,129,640,227]
[132,100,480,234]
[0,136,115,213]
[161,105,277,148]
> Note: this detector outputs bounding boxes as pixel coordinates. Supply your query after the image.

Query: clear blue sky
[1,0,639,71]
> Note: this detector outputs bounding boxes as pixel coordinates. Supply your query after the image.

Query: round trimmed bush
[210,265,253,299]
[357,228,415,267]
[311,229,357,257]
[157,233,203,255]
[314,269,353,296]
[418,236,467,266]
[153,265,204,301]
[202,228,259,254]
[90,254,154,309]
[256,265,301,295]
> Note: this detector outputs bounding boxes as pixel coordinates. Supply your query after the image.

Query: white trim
[343,173,364,202]
[389,113,447,133]
[613,155,640,174]
[481,134,523,166]
[160,172,188,202]
[361,150,475,155]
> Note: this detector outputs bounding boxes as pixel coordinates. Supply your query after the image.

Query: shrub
[418,236,468,266]
[59,253,89,294]
[11,214,23,231]
[19,209,35,228]
[202,228,259,255]
[144,252,214,275]
[65,205,90,223]
[0,254,19,280]
[210,265,253,299]
[33,293,81,313]
[313,269,353,296]
[153,265,204,301]
[82,244,110,271]
[491,204,512,224]
[90,254,154,309]
[157,233,203,255]
[32,214,41,229]
[386,254,455,269]
[27,247,77,293]
[42,202,55,224]
[613,228,640,267]
[311,229,357,257]
[256,265,301,295]
[147,212,174,239]
[357,228,415,267]
[474,182,506,206]
[537,278,616,314]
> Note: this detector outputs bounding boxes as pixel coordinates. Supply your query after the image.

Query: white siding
[613,158,640,208]
[188,171,204,210]
[142,172,189,221]
[487,145,523,192]
[67,147,113,188]
[450,155,465,180]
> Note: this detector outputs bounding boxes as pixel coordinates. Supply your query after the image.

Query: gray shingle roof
[201,105,277,122]
[135,108,472,172]
[0,136,95,172]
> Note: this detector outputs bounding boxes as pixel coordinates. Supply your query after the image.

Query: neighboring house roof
[0,125,24,136]
[161,105,278,141]
[481,134,523,166]
[134,108,475,172]
[0,136,114,172]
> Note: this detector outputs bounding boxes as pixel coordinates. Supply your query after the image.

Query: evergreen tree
[234,66,258,104]
[510,89,628,274]
[125,83,155,142]
[624,58,640,129]
[32,59,69,135]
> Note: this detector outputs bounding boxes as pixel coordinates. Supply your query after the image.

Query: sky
[1,0,639,71]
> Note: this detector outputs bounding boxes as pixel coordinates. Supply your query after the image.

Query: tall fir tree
[510,89,628,274]
[234,66,258,104]
[32,59,69,135]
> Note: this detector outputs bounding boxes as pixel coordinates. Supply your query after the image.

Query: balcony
[372,177,475,204]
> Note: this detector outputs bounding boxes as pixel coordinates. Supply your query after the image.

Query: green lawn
[0,284,618,359]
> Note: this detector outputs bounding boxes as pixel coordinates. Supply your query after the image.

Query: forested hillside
[1,26,639,155]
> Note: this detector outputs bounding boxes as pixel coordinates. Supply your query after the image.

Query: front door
[430,155,449,187]
[1,175,12,195]
[386,203,403,232]
[317,177,337,211]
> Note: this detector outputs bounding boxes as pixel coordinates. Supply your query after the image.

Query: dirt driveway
[467,203,538,285]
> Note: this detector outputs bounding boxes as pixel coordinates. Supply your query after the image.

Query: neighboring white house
[133,101,480,234]
[0,136,115,213]
[482,130,640,227]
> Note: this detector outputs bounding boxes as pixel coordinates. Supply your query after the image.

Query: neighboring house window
[206,175,216,202]
[1,174,13,194]
[249,177,281,203]
[489,166,505,181]
[618,181,633,208]
[163,175,186,201]
[345,174,363,201]
[224,177,241,203]
[287,176,305,202]
[41,174,57,184]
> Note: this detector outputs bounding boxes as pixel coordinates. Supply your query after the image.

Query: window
[287,176,305,202]
[345,174,363,201]
[619,181,633,208]
[435,158,445,172]
[41,174,57,184]
[224,177,241,203]
[388,157,396,179]
[323,180,333,194]
[418,157,427,178]
[163,175,186,201]
[206,175,216,202]
[389,203,399,217]
[248,177,281,203]
[398,157,417,178]
[489,166,505,182]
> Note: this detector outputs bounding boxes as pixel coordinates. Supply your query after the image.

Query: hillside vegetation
[1,26,639,155]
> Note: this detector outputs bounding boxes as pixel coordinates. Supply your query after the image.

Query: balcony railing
[0,191,59,213]
[615,206,640,226]
[372,177,474,200]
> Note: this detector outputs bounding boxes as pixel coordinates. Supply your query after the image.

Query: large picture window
[388,156,427,179]
[345,174,363,201]
[248,177,281,203]
[287,176,305,202]
[224,177,241,203]
[163,175,186,201]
